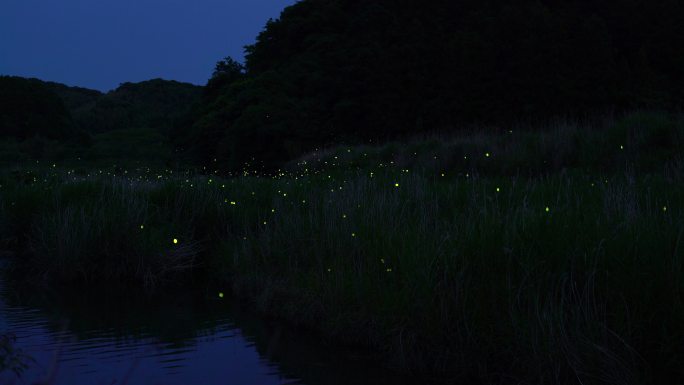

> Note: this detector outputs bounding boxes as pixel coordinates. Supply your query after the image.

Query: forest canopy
[0,77,201,163]
[182,0,684,169]
[0,76,78,140]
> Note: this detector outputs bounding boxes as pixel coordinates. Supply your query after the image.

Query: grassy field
[1,112,683,384]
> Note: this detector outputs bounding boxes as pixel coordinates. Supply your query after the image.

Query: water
[0,284,412,385]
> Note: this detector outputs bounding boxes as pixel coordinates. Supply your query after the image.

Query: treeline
[180,0,684,169]
[4,1,683,170]
[0,76,79,141]
[0,76,201,162]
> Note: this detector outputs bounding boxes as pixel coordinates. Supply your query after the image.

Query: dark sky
[0,0,296,91]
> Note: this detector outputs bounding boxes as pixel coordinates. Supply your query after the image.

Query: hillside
[0,76,78,141]
[0,77,202,164]
[75,79,202,134]
[182,0,684,170]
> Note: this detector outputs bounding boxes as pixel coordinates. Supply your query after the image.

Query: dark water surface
[0,283,412,385]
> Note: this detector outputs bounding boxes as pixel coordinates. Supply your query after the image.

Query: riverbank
[1,113,683,383]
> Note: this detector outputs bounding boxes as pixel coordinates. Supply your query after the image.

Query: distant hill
[0,76,78,140]
[74,79,202,134]
[0,76,202,163]
[44,81,103,120]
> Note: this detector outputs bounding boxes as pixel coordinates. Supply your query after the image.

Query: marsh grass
[0,111,683,383]
[289,111,683,179]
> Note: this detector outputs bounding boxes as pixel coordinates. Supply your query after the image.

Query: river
[0,282,413,385]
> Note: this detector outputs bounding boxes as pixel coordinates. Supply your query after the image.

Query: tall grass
[0,111,682,383]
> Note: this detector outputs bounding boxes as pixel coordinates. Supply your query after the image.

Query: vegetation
[0,77,201,166]
[3,1,684,382]
[73,79,202,134]
[1,112,682,383]
[181,0,684,169]
[0,333,32,378]
[0,76,80,141]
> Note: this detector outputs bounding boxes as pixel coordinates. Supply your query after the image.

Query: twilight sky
[0,0,296,91]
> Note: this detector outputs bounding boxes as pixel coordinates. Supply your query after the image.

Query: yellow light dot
[663,206,667,212]
[342,214,347,218]
[485,152,490,157]
[394,183,399,187]
[441,173,445,177]
[352,232,356,237]
[173,238,178,244]
[271,209,275,213]
[230,201,236,205]
[496,187,500,192]
[620,145,624,150]
[545,207,550,213]
[140,225,144,229]
[386,268,392,272]
[218,292,224,298]
[263,221,267,225]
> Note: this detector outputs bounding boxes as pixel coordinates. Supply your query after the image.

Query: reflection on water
[0,284,413,385]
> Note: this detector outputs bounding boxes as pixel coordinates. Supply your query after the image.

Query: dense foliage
[184,0,684,169]
[73,79,202,134]
[44,81,103,119]
[0,76,78,140]
[0,77,201,164]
